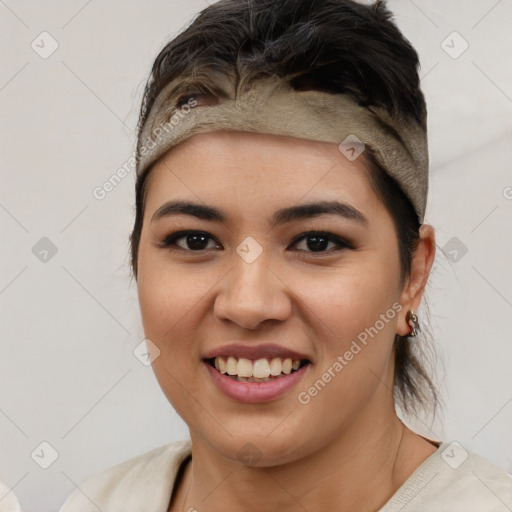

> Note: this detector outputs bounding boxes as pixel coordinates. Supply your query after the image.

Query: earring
[406,309,419,337]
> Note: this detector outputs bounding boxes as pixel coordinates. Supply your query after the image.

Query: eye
[159,230,220,252]
[290,231,352,255]
[158,230,352,256]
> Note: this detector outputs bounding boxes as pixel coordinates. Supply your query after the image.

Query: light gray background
[1,1,511,510]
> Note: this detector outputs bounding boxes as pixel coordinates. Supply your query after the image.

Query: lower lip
[204,361,310,403]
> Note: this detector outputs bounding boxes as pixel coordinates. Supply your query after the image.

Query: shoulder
[432,442,512,505]
[382,441,512,511]
[59,439,192,512]
[0,480,22,512]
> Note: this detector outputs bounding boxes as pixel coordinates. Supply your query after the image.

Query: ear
[396,224,436,336]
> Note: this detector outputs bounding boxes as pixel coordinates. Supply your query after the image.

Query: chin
[195,421,319,469]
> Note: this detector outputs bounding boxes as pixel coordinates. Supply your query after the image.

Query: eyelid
[157,230,220,251]
[158,229,354,254]
[290,231,354,251]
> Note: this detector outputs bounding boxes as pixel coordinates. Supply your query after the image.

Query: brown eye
[157,230,352,256]
[159,231,220,252]
[290,231,352,254]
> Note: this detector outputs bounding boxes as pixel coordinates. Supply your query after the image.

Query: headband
[136,74,428,223]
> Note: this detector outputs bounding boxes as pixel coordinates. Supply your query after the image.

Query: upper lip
[202,343,312,362]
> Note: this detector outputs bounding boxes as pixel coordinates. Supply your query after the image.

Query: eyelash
[157,230,353,256]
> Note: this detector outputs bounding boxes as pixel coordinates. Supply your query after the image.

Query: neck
[171,396,429,512]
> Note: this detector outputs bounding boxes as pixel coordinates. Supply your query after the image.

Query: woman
[60,0,512,510]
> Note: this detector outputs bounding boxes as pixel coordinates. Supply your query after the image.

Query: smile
[203,357,311,403]
[208,356,309,381]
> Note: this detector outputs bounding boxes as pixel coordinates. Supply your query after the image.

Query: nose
[213,248,292,330]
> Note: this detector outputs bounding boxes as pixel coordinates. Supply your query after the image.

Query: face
[136,130,407,466]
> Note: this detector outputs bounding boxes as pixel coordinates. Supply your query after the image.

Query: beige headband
[136,75,428,223]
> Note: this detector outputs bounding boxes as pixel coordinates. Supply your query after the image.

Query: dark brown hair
[129,0,438,416]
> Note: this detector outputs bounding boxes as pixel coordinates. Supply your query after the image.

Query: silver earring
[406,309,419,337]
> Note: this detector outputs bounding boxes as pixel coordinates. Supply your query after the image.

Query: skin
[135,130,437,512]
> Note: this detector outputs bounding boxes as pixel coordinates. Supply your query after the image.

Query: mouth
[204,356,311,383]
[203,356,311,403]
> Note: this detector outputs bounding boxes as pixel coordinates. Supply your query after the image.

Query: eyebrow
[151,199,368,227]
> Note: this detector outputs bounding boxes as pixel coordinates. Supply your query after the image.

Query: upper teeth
[214,357,302,378]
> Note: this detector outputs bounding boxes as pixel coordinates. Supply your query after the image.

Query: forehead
[145,130,379,215]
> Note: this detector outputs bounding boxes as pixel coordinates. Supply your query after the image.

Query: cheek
[136,245,223,405]
[136,259,205,419]
[137,240,206,338]
[293,260,400,409]
[298,260,400,342]
[136,245,196,378]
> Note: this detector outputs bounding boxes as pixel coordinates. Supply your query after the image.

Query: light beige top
[0,481,22,512]
[59,439,512,511]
